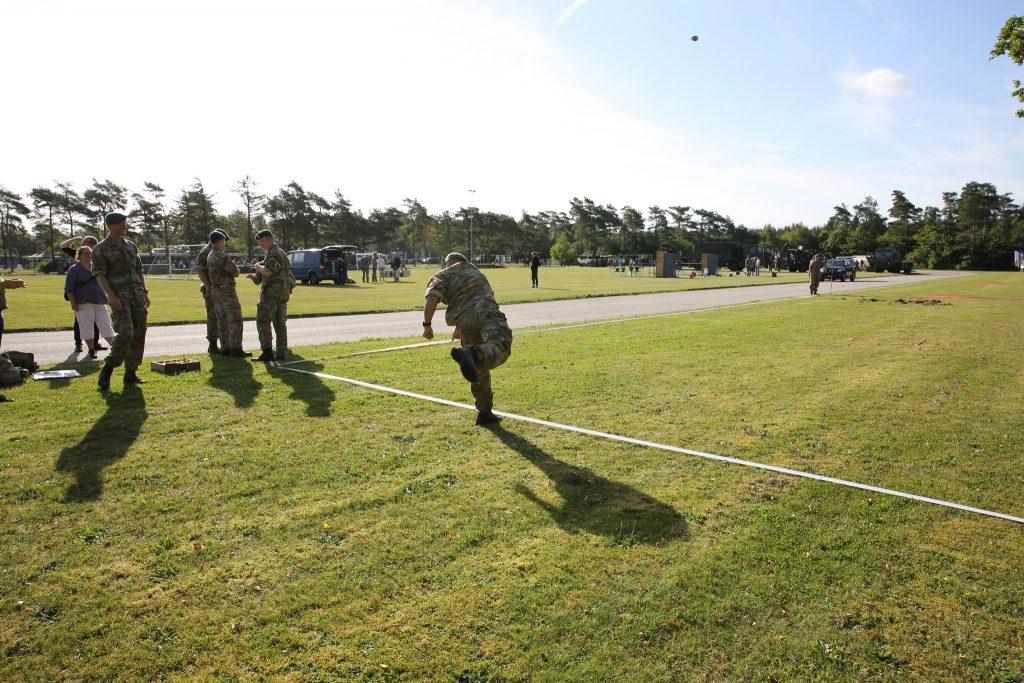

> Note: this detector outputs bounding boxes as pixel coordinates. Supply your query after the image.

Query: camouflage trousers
[256,293,288,353]
[460,313,513,413]
[212,285,243,350]
[202,286,219,343]
[105,296,147,371]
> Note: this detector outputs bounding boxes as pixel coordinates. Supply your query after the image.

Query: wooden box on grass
[150,359,201,374]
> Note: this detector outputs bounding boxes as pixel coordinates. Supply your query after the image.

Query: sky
[3,0,1023,228]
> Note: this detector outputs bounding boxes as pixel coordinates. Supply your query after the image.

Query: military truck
[870,247,913,274]
[777,244,813,273]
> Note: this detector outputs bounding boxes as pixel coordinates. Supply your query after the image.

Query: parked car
[288,245,358,285]
[821,257,857,281]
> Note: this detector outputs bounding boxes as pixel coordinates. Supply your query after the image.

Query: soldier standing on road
[93,212,150,390]
[421,252,512,426]
[207,232,250,358]
[247,229,291,362]
[195,230,224,353]
[808,253,824,296]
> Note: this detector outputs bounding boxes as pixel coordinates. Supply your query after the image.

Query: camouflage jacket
[195,243,213,276]
[207,249,239,288]
[92,236,145,300]
[255,244,291,299]
[425,261,502,327]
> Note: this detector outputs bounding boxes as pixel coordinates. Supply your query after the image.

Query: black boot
[450,347,478,383]
[275,350,287,360]
[254,348,275,362]
[230,349,252,358]
[208,340,220,354]
[124,370,146,384]
[476,410,500,426]
[97,364,113,391]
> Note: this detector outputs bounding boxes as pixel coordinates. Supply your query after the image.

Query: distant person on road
[93,212,150,390]
[60,235,103,353]
[247,229,291,361]
[529,251,541,288]
[194,230,224,353]
[808,253,824,295]
[421,252,512,426]
[0,275,28,351]
[391,253,401,282]
[64,246,114,360]
[207,232,249,358]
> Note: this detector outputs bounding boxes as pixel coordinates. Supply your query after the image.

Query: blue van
[287,245,358,285]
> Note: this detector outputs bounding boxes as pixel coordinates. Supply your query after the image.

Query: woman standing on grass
[64,246,114,360]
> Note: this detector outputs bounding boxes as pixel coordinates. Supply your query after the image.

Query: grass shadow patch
[488,423,687,545]
[208,353,261,408]
[55,383,147,502]
[270,354,336,417]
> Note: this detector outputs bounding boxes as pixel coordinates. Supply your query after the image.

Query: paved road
[6,271,965,365]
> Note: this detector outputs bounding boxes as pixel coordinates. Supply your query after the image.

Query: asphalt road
[5,271,966,366]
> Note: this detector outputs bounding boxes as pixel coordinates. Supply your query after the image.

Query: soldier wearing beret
[93,212,150,390]
[194,230,225,353]
[207,231,250,357]
[422,252,512,425]
[808,253,824,296]
[246,229,291,361]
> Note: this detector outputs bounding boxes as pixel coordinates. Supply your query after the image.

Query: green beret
[209,230,227,242]
[255,229,273,240]
[104,212,128,226]
[445,252,468,264]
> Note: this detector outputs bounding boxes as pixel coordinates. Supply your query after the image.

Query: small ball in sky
[691,35,699,42]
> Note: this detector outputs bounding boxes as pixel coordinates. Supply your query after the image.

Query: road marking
[273,364,1024,526]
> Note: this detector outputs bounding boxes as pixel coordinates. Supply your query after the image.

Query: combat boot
[97,364,113,391]
[254,348,275,362]
[124,370,146,384]
[275,350,287,360]
[475,410,500,426]
[208,340,220,354]
[450,347,478,383]
[230,349,252,358]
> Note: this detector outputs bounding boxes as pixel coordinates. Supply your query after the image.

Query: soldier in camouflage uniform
[93,212,150,390]
[247,229,291,362]
[422,252,512,425]
[194,231,224,353]
[808,253,824,295]
[207,232,250,357]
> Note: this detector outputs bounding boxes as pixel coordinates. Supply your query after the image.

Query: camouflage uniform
[92,236,147,372]
[195,242,219,347]
[253,244,291,354]
[207,249,244,350]
[808,255,824,295]
[426,262,512,413]
[359,255,371,283]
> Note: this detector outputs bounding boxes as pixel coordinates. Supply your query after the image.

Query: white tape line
[274,365,1024,525]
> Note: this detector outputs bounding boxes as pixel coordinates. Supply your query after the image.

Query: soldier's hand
[71,303,79,312]
[109,295,123,312]
[422,326,434,340]
[144,295,151,309]
[451,327,461,341]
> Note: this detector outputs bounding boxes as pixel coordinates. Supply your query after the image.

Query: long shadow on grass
[56,383,147,502]
[208,353,261,408]
[271,354,336,417]
[488,424,687,545]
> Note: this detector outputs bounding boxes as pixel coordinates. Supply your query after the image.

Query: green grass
[2,265,880,332]
[1,273,1022,681]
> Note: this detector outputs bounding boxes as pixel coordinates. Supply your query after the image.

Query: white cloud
[555,0,591,28]
[842,67,914,99]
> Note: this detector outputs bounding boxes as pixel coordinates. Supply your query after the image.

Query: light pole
[468,189,476,263]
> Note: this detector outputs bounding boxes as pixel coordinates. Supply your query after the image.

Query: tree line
[1,177,1022,270]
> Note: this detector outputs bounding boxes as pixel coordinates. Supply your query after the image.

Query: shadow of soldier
[208,353,261,408]
[55,384,147,503]
[271,354,336,417]
[486,424,687,545]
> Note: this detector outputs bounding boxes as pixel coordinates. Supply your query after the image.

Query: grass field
[1,273,1022,681]
[0,265,881,332]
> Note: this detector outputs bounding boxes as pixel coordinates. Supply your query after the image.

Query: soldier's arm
[422,293,439,340]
